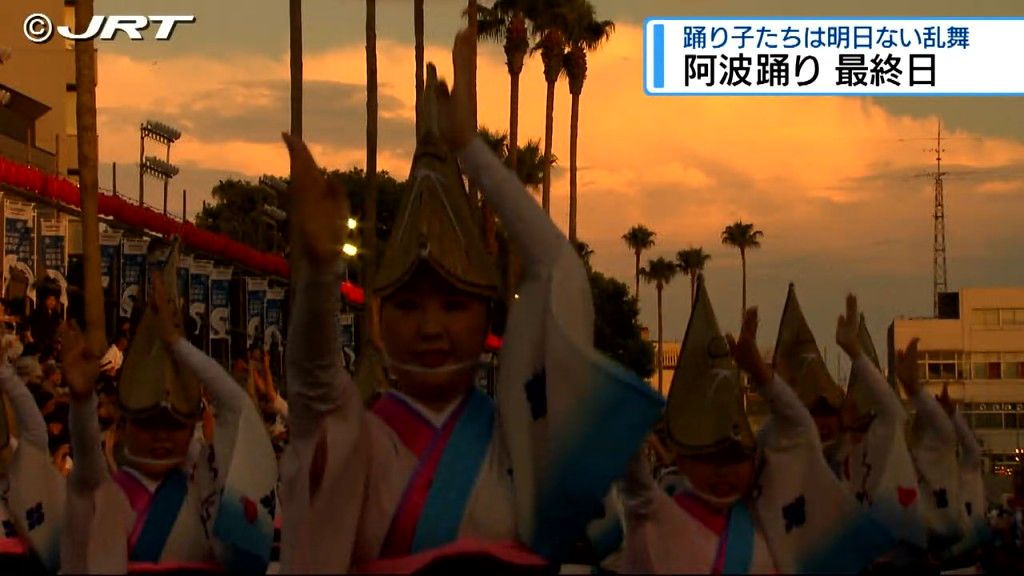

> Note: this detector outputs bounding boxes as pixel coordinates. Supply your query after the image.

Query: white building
[889,287,1024,479]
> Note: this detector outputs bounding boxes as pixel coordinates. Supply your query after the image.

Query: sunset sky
[88,0,1024,377]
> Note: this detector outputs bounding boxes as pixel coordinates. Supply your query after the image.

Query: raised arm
[896,338,955,447]
[0,364,47,450]
[837,295,904,421]
[440,30,564,273]
[282,134,359,441]
[60,323,108,492]
[729,307,816,437]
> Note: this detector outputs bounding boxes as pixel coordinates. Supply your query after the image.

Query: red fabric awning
[0,155,504,350]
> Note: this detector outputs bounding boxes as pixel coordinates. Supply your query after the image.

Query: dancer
[61,248,277,573]
[279,28,662,573]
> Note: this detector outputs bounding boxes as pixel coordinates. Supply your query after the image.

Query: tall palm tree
[414,0,424,135]
[356,0,380,400]
[75,0,105,354]
[477,0,530,172]
[528,0,573,214]
[721,221,764,317]
[641,257,677,395]
[564,2,613,243]
[622,225,655,300]
[477,1,530,254]
[289,0,302,138]
[676,247,711,307]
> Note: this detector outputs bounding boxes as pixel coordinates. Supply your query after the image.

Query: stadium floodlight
[143,119,181,142]
[142,155,180,178]
[341,243,358,257]
[347,218,357,230]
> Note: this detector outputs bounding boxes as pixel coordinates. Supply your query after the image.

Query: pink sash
[372,393,470,558]
[114,470,157,554]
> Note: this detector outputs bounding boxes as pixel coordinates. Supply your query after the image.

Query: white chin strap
[123,447,185,468]
[381,351,482,376]
[681,474,743,507]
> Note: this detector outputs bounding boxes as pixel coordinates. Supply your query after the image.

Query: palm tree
[75,0,105,355]
[356,0,380,399]
[414,0,424,135]
[477,0,530,172]
[676,247,711,307]
[528,0,573,214]
[564,1,614,243]
[621,225,655,300]
[477,1,530,254]
[289,0,302,138]
[640,257,678,395]
[721,221,764,317]
[479,127,553,191]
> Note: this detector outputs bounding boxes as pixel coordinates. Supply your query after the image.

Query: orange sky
[88,4,1024,374]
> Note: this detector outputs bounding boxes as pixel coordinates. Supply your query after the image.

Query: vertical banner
[339,312,356,371]
[99,230,123,292]
[188,259,213,350]
[209,267,233,341]
[3,200,36,303]
[119,237,150,319]
[245,278,268,350]
[40,219,68,308]
[177,255,192,312]
[263,287,285,351]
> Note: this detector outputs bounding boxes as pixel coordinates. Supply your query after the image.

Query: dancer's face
[678,450,755,509]
[123,410,194,480]
[380,267,489,407]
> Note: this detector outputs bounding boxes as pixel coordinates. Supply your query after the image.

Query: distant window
[1003,309,1024,327]
[973,309,1000,327]
[974,412,1003,429]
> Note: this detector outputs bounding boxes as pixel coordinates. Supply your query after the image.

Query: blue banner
[188,260,212,346]
[40,220,68,307]
[119,238,150,318]
[209,267,232,340]
[3,200,35,302]
[263,287,285,351]
[245,278,267,349]
[177,255,192,312]
[100,230,122,292]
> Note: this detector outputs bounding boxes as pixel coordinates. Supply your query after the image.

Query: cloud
[92,16,1024,367]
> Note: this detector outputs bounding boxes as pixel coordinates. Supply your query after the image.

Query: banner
[119,237,150,319]
[339,312,356,371]
[99,230,123,292]
[245,278,268,350]
[263,287,285,352]
[177,255,192,311]
[188,259,213,347]
[3,200,35,303]
[40,220,68,308]
[209,267,232,341]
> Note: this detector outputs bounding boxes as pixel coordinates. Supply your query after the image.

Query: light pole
[139,120,181,210]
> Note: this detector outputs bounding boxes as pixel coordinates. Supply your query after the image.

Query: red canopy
[0,155,503,350]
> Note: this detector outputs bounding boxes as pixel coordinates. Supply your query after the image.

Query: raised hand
[435,28,477,151]
[60,321,100,402]
[895,337,922,397]
[149,272,183,346]
[936,381,955,416]
[727,307,773,387]
[836,293,862,360]
[282,133,349,267]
